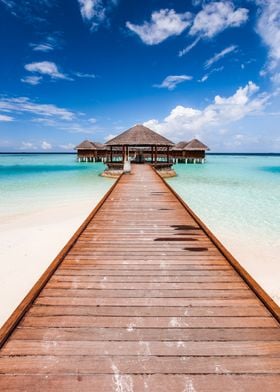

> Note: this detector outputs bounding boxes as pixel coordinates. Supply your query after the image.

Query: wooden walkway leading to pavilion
[0,164,280,391]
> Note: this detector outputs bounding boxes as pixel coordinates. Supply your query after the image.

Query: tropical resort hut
[75,140,108,162]
[105,124,174,172]
[172,138,209,164]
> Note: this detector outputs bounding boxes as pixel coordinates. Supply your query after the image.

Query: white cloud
[0,113,13,122]
[88,117,97,123]
[59,123,97,134]
[0,0,54,23]
[60,143,75,150]
[41,140,52,150]
[154,75,192,90]
[78,0,118,30]
[75,72,96,79]
[126,9,192,45]
[199,66,224,83]
[31,43,54,52]
[20,142,37,150]
[190,1,249,38]
[178,37,200,57]
[144,82,269,140]
[205,45,238,69]
[105,133,117,141]
[257,1,280,72]
[21,76,43,85]
[0,97,75,121]
[24,61,71,80]
[271,73,280,84]
[30,34,62,52]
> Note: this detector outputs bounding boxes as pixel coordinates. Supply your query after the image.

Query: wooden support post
[122,145,125,163]
[167,146,170,163]
[110,146,113,162]
[155,146,157,163]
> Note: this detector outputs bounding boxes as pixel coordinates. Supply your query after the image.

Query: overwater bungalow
[75,140,108,162]
[75,126,209,176]
[172,138,209,164]
[105,124,174,172]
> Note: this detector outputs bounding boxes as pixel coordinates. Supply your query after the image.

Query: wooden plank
[34,297,263,307]
[20,315,277,328]
[40,288,254,299]
[2,340,280,357]
[46,281,247,290]
[1,355,280,374]
[11,327,280,342]
[28,305,270,317]
[1,375,280,392]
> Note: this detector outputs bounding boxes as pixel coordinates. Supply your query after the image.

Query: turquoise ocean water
[167,154,280,301]
[0,153,279,300]
[0,154,114,219]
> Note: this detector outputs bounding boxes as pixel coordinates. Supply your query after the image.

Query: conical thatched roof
[172,141,189,151]
[106,124,174,146]
[75,140,106,150]
[184,139,209,151]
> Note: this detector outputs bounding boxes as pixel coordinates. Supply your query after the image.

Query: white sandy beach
[0,199,100,327]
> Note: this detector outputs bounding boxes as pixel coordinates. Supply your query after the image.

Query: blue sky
[0,0,279,152]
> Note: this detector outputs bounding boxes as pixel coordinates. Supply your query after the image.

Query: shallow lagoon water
[0,154,114,219]
[167,154,280,302]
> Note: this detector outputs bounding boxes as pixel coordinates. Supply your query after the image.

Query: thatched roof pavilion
[172,138,209,163]
[173,141,189,151]
[75,140,106,150]
[106,124,173,147]
[184,139,209,151]
[105,124,174,166]
[75,140,107,162]
[173,139,209,151]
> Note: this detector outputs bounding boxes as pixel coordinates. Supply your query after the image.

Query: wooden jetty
[0,164,280,391]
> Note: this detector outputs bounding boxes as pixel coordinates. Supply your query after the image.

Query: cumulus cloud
[24,61,71,80]
[205,45,238,69]
[144,82,268,139]
[256,1,280,73]
[0,97,75,121]
[78,0,118,30]
[190,1,249,38]
[126,9,192,45]
[41,140,52,150]
[154,75,192,90]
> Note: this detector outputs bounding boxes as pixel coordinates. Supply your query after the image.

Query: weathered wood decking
[0,164,280,391]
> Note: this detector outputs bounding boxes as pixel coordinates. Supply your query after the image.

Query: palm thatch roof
[172,141,189,151]
[75,140,106,150]
[184,139,209,151]
[106,124,174,146]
